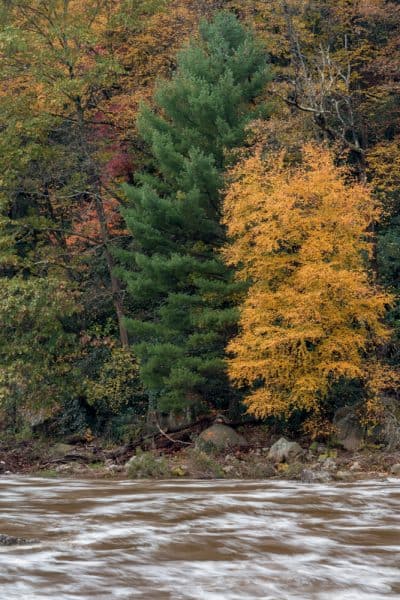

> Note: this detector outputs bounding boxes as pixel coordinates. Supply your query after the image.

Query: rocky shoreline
[1,422,400,483]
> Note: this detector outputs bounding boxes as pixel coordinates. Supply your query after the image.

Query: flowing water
[0,477,400,599]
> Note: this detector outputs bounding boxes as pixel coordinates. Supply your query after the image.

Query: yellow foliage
[223,143,393,418]
[364,361,400,422]
[302,414,336,441]
[86,347,141,413]
[366,137,400,211]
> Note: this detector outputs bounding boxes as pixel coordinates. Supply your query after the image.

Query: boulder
[196,424,248,453]
[369,397,400,451]
[322,457,338,471]
[301,468,332,483]
[333,406,364,451]
[390,463,400,476]
[268,437,303,463]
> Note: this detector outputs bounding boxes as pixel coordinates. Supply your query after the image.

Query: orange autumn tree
[223,143,392,419]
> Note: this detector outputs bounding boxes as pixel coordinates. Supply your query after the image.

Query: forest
[1,0,400,458]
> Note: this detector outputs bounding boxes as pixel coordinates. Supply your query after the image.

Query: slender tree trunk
[75,98,129,348]
[94,193,129,348]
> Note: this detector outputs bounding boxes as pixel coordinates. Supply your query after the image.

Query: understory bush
[127,449,169,479]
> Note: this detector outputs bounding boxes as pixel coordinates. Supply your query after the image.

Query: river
[0,477,399,599]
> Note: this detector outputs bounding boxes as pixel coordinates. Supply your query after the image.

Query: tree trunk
[94,194,129,348]
[75,98,129,348]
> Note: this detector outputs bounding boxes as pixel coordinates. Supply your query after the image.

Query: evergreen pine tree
[119,12,270,414]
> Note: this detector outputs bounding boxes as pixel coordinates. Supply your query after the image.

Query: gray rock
[333,406,364,451]
[301,468,332,483]
[268,437,303,463]
[196,424,248,453]
[368,397,400,451]
[54,462,87,474]
[323,458,338,471]
[349,461,362,472]
[0,534,38,546]
[105,460,124,473]
[390,463,400,476]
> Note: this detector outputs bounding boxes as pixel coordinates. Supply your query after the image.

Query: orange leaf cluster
[223,142,393,418]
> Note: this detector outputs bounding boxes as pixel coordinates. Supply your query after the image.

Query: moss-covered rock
[195,424,248,454]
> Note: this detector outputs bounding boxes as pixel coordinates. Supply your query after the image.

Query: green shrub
[187,448,224,478]
[127,449,169,479]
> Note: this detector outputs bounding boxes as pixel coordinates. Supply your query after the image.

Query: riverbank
[1,423,400,482]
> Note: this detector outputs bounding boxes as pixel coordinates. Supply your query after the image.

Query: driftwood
[155,422,192,446]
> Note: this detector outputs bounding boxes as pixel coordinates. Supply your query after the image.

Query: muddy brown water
[0,477,399,599]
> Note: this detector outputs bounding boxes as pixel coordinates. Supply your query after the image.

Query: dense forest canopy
[0,0,399,442]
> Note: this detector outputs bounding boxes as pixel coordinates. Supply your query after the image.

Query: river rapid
[0,477,399,599]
